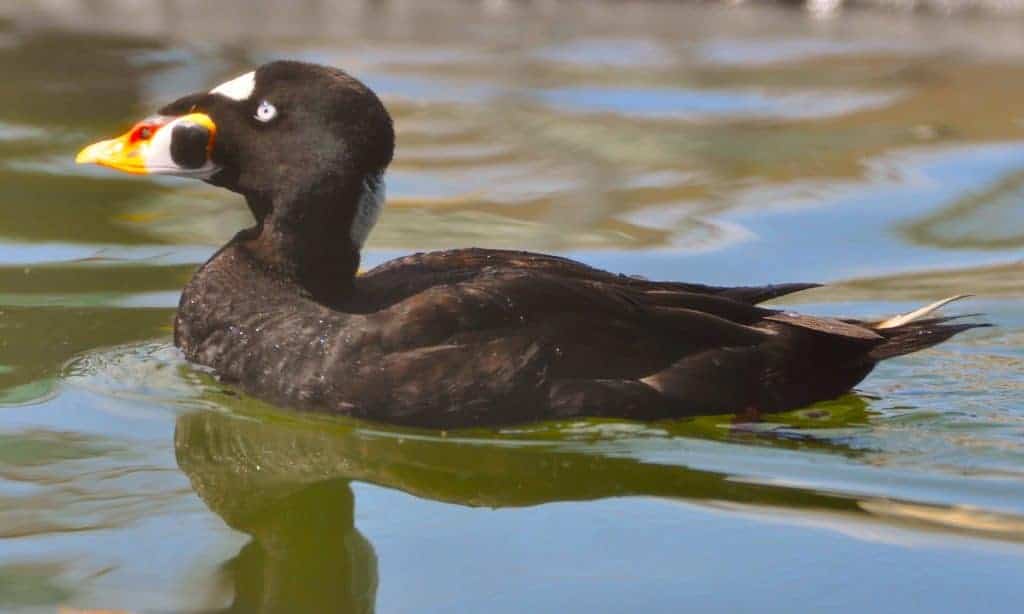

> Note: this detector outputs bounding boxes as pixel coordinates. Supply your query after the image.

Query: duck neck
[239,178,366,307]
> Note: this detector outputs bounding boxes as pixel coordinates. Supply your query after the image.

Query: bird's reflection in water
[174,401,879,613]
[176,414,379,613]
[216,480,377,614]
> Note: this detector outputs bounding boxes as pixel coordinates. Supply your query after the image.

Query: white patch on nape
[210,71,256,101]
[351,172,386,248]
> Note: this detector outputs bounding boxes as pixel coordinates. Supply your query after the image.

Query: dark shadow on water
[173,384,1024,613]
[172,403,874,613]
[213,480,377,614]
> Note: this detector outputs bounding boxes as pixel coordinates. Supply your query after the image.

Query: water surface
[0,2,1022,612]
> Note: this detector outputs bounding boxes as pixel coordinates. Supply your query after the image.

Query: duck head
[77,60,395,303]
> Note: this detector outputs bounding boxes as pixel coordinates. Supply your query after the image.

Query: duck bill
[76,112,219,178]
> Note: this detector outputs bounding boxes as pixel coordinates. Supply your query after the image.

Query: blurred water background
[0,1,1022,612]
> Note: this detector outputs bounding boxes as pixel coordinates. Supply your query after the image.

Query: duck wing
[355,248,819,310]
[339,262,861,426]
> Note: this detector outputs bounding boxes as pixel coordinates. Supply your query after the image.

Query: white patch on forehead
[210,71,256,101]
[351,172,386,248]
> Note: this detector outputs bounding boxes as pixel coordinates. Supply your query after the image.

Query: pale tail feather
[874,294,973,330]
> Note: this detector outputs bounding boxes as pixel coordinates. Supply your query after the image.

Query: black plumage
[84,61,986,428]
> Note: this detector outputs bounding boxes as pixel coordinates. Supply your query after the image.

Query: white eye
[255,100,277,123]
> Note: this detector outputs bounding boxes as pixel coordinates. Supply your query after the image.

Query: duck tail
[866,295,990,361]
[873,294,973,329]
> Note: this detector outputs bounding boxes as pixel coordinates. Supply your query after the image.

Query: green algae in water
[0,564,71,609]
[0,430,127,466]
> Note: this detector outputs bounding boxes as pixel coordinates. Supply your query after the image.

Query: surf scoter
[76,60,984,428]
